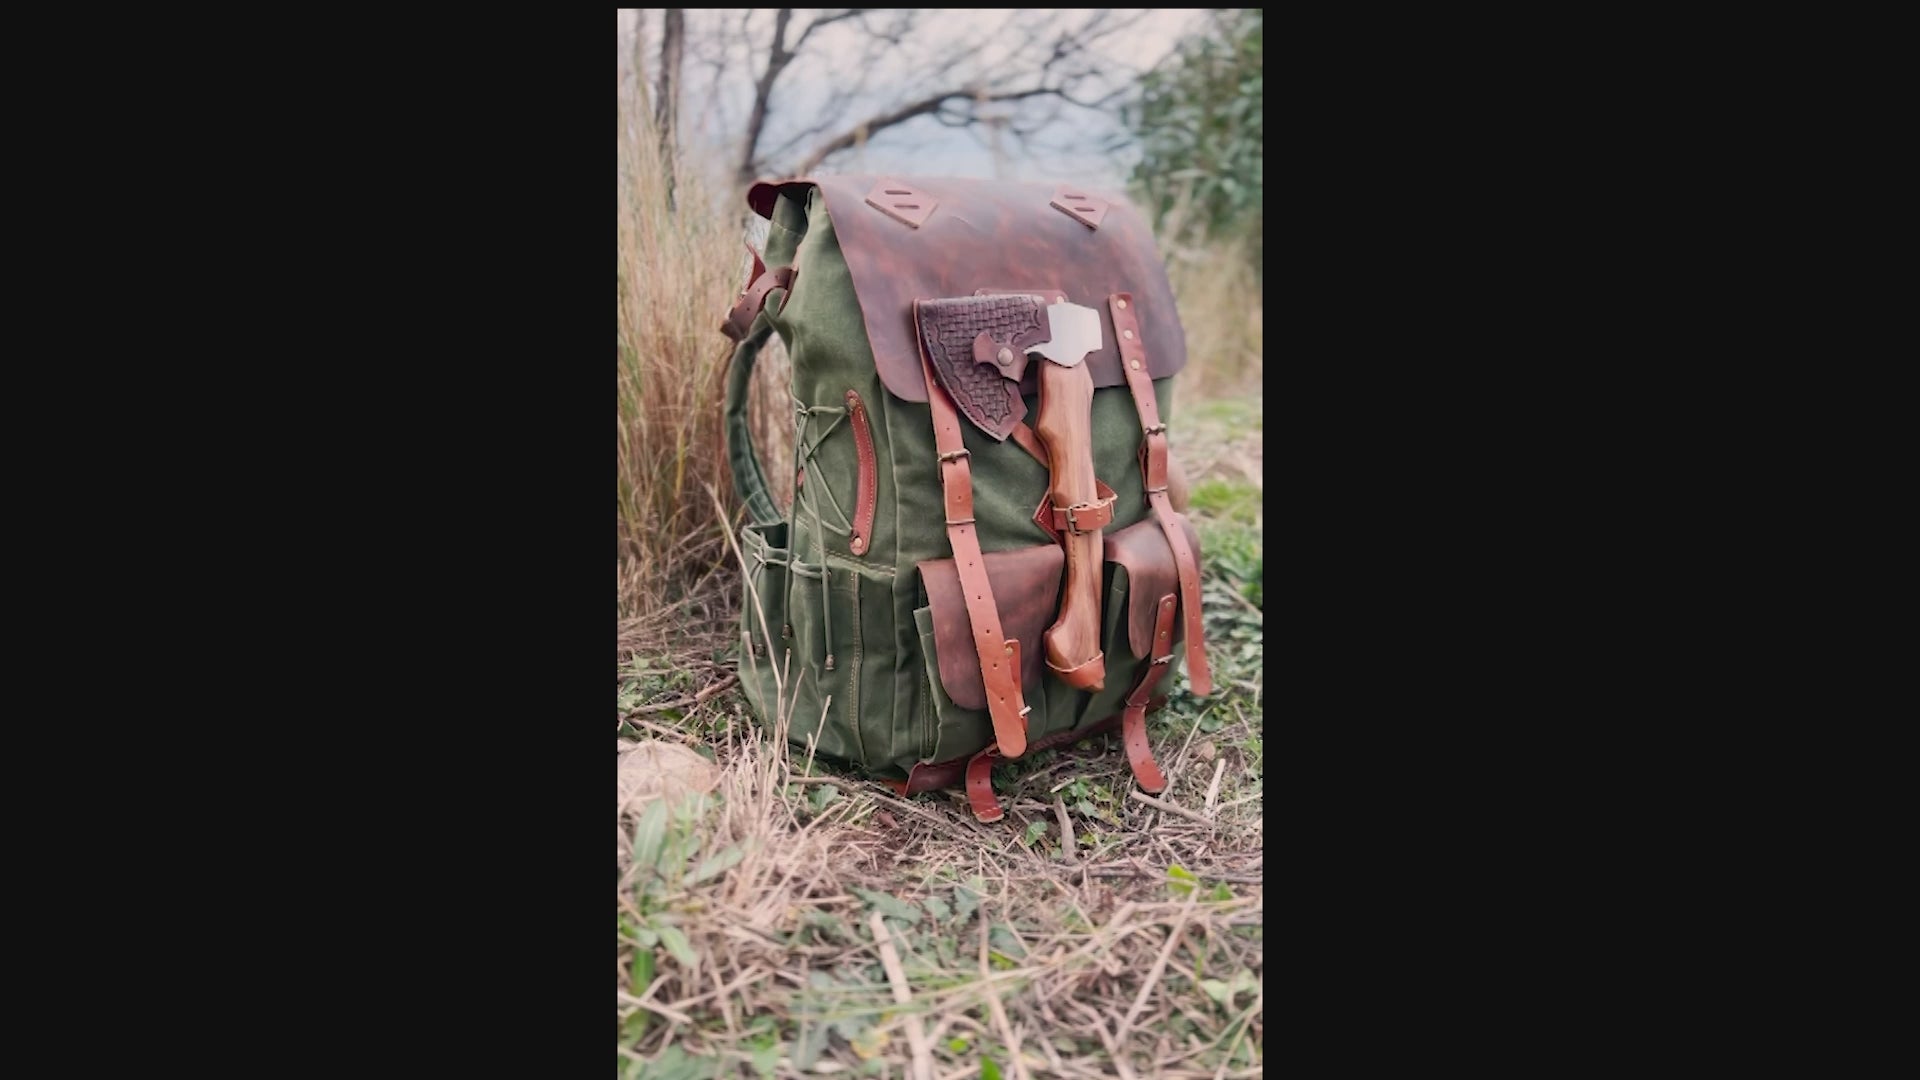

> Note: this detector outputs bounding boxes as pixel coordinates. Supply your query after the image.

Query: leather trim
[1104,514,1203,660]
[844,390,878,556]
[918,543,1062,711]
[744,176,1186,403]
[893,711,1143,817]
[966,744,1004,822]
[1109,293,1212,696]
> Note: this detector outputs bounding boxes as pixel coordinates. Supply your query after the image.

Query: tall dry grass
[618,94,760,649]
[1165,234,1263,402]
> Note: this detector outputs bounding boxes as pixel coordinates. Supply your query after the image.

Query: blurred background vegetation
[617,8,1262,643]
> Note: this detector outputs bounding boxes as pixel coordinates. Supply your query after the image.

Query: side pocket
[1075,515,1205,728]
[787,561,863,766]
[738,522,792,725]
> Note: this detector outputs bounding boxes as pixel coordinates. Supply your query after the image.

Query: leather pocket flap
[1103,514,1203,659]
[918,544,1064,711]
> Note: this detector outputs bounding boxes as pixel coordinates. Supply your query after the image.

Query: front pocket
[914,542,1063,761]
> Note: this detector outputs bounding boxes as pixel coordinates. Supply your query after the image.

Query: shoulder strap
[1107,293,1213,696]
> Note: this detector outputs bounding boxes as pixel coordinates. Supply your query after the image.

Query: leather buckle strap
[1119,593,1180,794]
[1049,494,1116,536]
[721,265,795,342]
[1108,292,1212,697]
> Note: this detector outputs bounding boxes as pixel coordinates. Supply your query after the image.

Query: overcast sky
[619,9,1205,192]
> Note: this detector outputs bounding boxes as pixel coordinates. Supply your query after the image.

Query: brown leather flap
[918,543,1063,711]
[1104,514,1203,660]
[747,174,1187,404]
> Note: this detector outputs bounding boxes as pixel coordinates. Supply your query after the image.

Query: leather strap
[1120,592,1179,793]
[1047,493,1115,535]
[914,304,1031,758]
[1108,293,1212,696]
[966,744,1004,822]
[844,390,878,557]
[721,265,795,343]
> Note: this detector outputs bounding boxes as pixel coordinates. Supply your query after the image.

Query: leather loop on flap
[844,390,877,557]
[918,544,1062,711]
[965,744,1004,822]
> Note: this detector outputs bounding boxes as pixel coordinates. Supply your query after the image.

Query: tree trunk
[656,9,685,205]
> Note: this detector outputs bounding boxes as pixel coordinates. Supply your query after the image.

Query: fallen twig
[1128,789,1215,825]
[1203,759,1227,815]
[870,911,936,1080]
[1053,796,1078,868]
[623,672,740,717]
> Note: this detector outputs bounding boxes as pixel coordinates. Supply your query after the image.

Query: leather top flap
[747,174,1187,403]
[918,542,1063,712]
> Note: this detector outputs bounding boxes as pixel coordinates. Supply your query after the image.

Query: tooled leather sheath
[914,295,1052,442]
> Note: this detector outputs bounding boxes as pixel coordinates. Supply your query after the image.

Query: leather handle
[1035,358,1105,691]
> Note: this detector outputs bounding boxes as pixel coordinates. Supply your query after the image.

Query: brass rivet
[1123,329,1134,340]
[1004,642,1014,655]
[1116,298,1128,309]
[1130,359,1141,370]
[851,536,866,553]
[997,347,1014,366]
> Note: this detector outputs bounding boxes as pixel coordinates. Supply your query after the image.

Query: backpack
[720,175,1212,822]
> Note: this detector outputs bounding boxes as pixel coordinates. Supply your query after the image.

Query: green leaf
[808,783,841,813]
[630,799,669,871]
[949,1037,972,1054]
[750,1042,780,1078]
[685,842,747,886]
[981,1055,1004,1080]
[792,1023,827,1071]
[853,886,924,925]
[923,894,952,922]
[1022,820,1047,846]
[656,924,696,967]
[952,877,984,923]
[988,923,1027,960]
[1200,978,1232,1004]
[634,926,658,948]
[1168,864,1199,897]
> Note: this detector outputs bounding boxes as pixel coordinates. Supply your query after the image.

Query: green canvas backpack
[720,175,1212,822]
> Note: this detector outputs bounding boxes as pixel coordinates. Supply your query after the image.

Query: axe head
[915,294,1106,442]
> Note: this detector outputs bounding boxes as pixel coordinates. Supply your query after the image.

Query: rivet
[824,654,836,672]
[1130,359,1141,370]
[851,536,866,554]
[1004,642,1014,655]
[1123,329,1134,340]
[1116,298,1128,309]
[997,347,1014,366]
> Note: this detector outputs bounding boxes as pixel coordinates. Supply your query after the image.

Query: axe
[915,294,1111,692]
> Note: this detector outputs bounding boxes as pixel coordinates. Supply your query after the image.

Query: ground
[618,396,1263,1079]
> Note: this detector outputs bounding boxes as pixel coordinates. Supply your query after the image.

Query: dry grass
[619,631,1264,1079]
[617,93,758,648]
[1165,235,1262,403]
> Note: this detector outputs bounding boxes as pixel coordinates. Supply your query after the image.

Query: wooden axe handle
[1035,359,1105,691]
